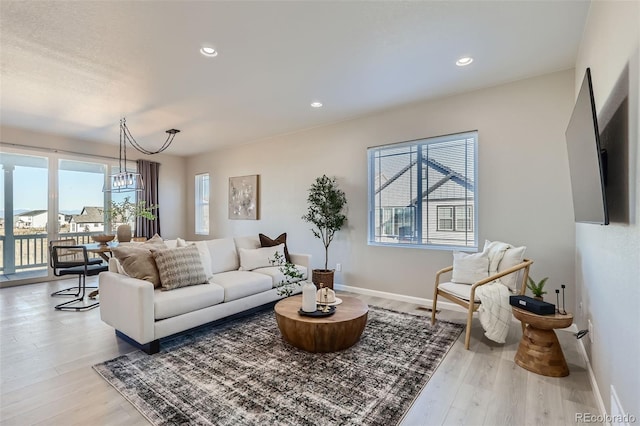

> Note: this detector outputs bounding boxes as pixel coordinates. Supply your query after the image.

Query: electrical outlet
[336,263,342,272]
[588,319,594,344]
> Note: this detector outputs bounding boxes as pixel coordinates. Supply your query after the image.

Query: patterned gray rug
[93,305,463,426]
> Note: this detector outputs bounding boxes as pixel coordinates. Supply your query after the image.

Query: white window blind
[368,131,478,249]
[195,173,209,235]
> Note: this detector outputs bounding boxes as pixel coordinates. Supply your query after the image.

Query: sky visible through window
[0,166,108,217]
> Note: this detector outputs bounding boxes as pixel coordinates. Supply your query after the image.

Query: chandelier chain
[121,117,179,155]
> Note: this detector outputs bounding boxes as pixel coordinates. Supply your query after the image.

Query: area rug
[93,306,463,426]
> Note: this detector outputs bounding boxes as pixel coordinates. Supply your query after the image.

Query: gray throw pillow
[153,245,208,291]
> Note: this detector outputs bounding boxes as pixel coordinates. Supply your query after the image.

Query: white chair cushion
[252,265,308,287]
[153,282,225,320]
[439,282,481,303]
[238,244,285,271]
[209,271,273,302]
[205,238,239,273]
[451,251,489,284]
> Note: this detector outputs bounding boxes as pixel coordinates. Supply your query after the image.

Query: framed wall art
[228,174,259,220]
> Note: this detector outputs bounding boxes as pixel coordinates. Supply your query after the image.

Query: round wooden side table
[274,294,368,353]
[512,306,574,377]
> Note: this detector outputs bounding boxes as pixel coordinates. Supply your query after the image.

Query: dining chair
[49,240,107,311]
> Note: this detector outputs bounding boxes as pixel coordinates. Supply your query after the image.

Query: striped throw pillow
[153,245,208,291]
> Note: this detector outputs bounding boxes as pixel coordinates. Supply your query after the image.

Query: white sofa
[99,235,309,354]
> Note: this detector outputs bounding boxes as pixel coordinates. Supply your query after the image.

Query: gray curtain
[136,160,161,238]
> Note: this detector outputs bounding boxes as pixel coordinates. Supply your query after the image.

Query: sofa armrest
[289,253,311,274]
[108,257,120,272]
[99,271,156,345]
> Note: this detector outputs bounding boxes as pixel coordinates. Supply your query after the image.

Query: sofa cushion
[259,233,291,263]
[177,238,214,279]
[209,271,273,302]
[238,244,285,271]
[163,239,178,249]
[111,238,168,288]
[153,245,208,291]
[253,265,307,287]
[234,235,261,250]
[153,282,225,320]
[205,238,239,273]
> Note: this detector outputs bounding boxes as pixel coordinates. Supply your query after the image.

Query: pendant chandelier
[103,118,180,193]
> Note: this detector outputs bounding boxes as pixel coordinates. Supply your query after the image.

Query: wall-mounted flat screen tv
[565,67,609,225]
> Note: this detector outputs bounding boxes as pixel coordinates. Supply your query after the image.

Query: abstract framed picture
[228,175,259,220]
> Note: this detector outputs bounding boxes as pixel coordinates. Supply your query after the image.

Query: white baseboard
[334,283,468,313]
[337,282,606,419]
[333,283,575,328]
[577,337,609,422]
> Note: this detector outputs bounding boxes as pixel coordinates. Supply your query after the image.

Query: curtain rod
[1,141,122,162]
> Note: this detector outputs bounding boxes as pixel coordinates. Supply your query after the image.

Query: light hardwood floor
[0,279,601,425]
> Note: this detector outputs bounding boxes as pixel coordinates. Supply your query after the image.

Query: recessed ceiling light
[311,101,323,108]
[456,57,473,66]
[200,46,218,57]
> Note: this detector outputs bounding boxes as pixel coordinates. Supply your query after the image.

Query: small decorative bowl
[92,234,115,246]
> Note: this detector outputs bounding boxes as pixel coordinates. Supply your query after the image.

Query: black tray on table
[298,305,336,317]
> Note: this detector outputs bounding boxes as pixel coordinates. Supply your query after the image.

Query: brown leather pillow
[259,233,291,263]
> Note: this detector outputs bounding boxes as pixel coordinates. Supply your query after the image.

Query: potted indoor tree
[302,175,347,289]
[106,196,157,242]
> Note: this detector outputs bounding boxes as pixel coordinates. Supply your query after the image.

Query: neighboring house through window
[368,131,478,250]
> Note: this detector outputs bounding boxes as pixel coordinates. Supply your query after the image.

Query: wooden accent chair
[431,258,533,349]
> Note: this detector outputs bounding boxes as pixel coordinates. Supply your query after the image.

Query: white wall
[0,125,187,239]
[574,0,640,417]
[186,70,577,310]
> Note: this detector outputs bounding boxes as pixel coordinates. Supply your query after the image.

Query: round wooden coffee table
[512,306,574,377]
[274,294,368,353]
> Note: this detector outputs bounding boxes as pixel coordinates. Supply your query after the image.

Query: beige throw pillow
[153,245,208,291]
[483,240,527,291]
[238,244,285,271]
[451,251,489,285]
[111,236,168,288]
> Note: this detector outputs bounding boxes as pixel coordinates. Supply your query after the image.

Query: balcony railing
[0,232,103,273]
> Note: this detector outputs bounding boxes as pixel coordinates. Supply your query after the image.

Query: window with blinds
[195,173,209,235]
[368,131,478,249]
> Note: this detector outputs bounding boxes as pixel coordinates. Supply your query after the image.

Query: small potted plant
[302,175,347,289]
[527,276,549,301]
[106,196,157,242]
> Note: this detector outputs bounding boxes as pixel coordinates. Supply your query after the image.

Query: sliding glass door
[0,146,131,285]
[0,152,49,282]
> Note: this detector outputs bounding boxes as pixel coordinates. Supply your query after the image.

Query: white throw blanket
[475,241,512,343]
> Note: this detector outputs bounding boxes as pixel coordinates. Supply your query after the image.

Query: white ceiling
[1,1,590,157]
